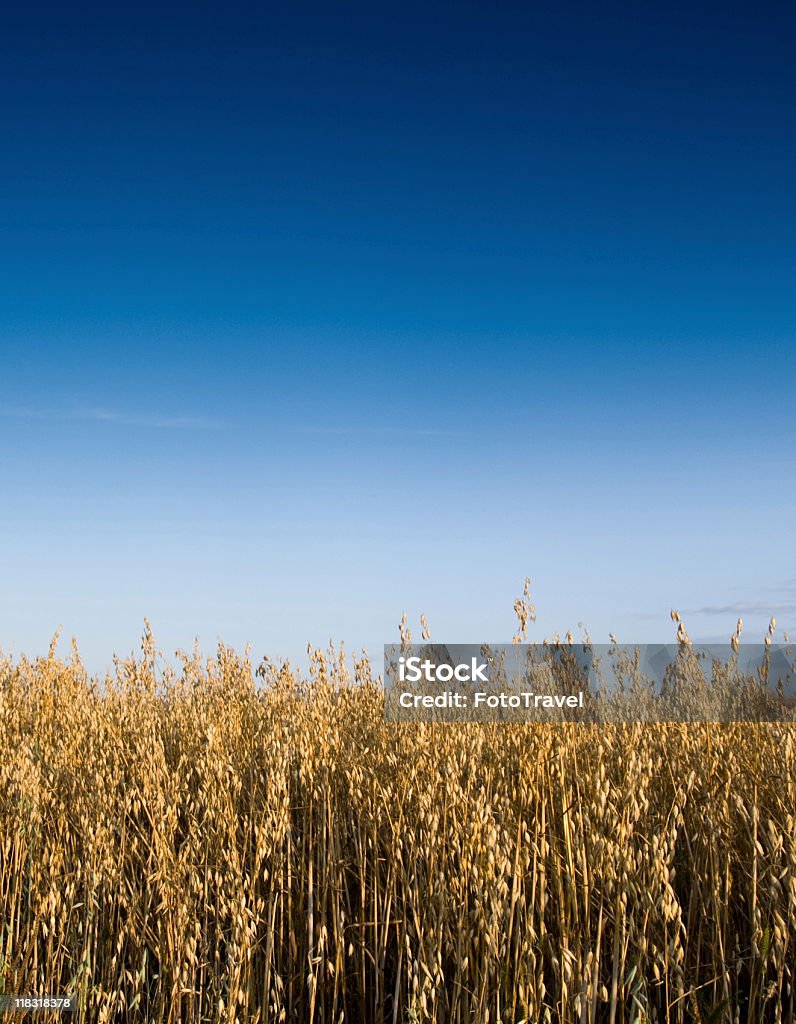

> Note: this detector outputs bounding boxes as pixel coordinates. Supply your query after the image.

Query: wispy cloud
[84,408,223,429]
[683,600,796,617]
[682,580,796,618]
[0,405,224,429]
[297,425,472,437]
[631,580,796,623]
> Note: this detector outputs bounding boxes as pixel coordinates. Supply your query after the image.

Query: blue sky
[2,1,795,673]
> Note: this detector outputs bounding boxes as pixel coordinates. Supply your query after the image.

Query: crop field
[1,624,795,1023]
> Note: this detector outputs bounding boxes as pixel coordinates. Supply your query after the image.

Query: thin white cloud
[683,579,796,618]
[0,404,224,429]
[683,600,796,617]
[84,407,223,429]
[298,425,472,437]
[632,579,796,622]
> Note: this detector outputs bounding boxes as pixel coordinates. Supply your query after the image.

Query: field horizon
[2,609,794,1023]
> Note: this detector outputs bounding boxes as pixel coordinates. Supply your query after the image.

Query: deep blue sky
[2,1,795,672]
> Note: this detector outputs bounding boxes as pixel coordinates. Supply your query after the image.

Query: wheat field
[1,621,795,1023]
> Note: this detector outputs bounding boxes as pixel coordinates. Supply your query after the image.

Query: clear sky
[2,1,795,674]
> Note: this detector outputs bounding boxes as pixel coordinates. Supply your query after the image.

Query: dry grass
[1,621,795,1023]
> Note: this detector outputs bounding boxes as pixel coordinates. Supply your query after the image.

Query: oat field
[1,624,795,1023]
